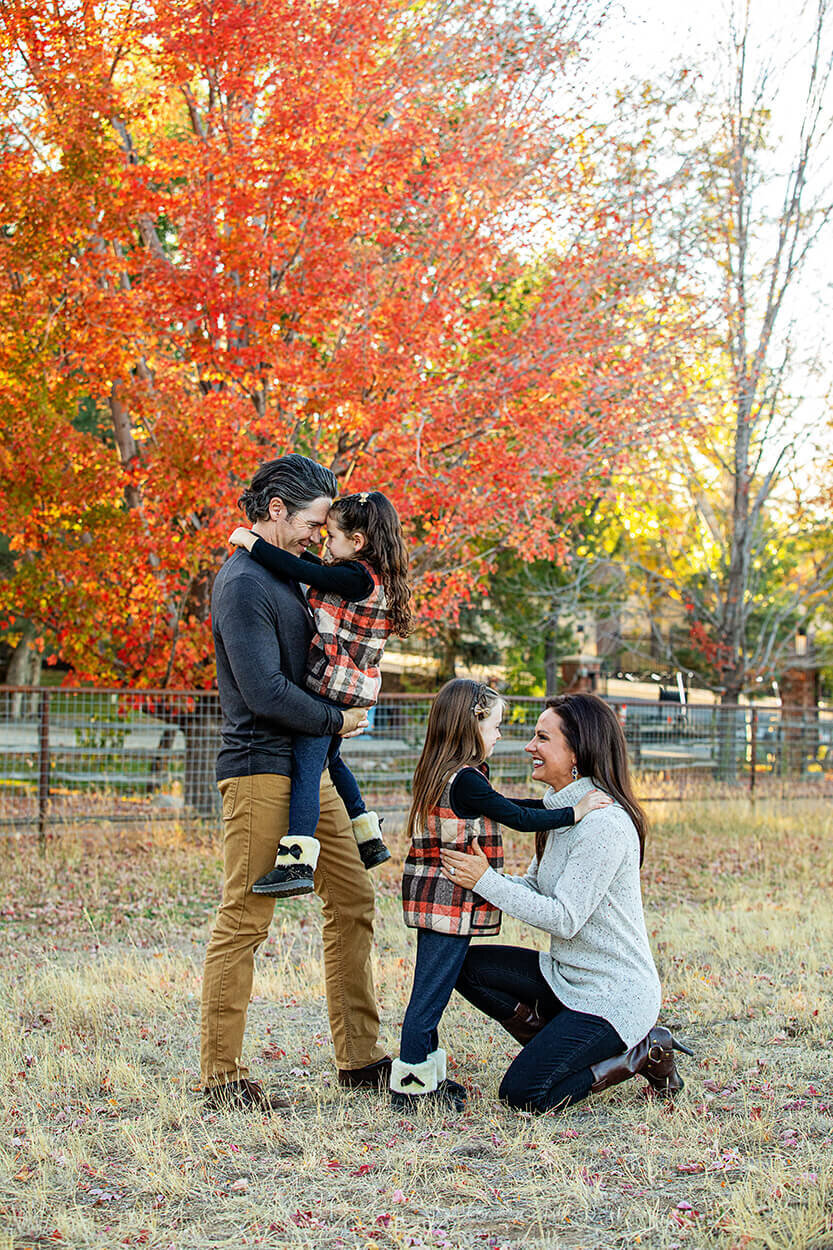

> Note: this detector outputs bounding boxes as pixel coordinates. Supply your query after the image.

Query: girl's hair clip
[472,683,499,717]
[358,491,370,504]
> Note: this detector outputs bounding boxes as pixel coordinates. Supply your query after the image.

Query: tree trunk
[544,600,561,696]
[7,623,41,719]
[109,381,142,509]
[718,683,744,781]
[436,629,458,685]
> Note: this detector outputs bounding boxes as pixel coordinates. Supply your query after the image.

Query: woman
[440,693,691,1114]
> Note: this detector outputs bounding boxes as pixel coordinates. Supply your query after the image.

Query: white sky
[592,0,815,83]
[583,0,833,477]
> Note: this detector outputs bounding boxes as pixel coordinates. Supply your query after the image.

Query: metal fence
[1,686,831,834]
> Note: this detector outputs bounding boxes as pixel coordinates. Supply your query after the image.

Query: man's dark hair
[238,454,338,522]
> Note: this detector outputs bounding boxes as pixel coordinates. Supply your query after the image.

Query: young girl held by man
[391,679,610,1110]
[229,490,411,898]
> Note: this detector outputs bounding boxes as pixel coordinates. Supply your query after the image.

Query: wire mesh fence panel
[1,687,831,833]
[0,687,221,832]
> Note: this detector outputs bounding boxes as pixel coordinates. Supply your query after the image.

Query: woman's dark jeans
[399,929,472,1065]
[289,695,367,839]
[455,944,625,1113]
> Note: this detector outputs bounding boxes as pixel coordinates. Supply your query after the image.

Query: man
[201,454,391,1111]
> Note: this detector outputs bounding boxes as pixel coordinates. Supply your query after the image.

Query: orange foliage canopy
[0,0,685,686]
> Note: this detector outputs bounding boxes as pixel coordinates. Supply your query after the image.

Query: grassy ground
[1,800,832,1250]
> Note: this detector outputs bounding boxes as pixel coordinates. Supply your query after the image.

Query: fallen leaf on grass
[291,1210,325,1229]
[88,1187,120,1205]
[670,1200,701,1228]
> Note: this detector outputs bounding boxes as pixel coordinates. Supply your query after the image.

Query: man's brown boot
[202,1077,290,1113]
[338,1057,392,1090]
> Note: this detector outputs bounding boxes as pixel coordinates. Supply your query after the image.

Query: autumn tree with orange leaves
[0,0,687,688]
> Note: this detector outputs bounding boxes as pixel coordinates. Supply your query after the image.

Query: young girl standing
[229,490,412,898]
[391,679,610,1111]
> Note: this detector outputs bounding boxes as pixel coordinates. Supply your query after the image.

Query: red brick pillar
[780,662,819,774]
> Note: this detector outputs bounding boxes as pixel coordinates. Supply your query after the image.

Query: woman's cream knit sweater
[474,775,661,1047]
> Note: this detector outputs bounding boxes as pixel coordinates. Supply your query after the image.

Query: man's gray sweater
[212,548,343,781]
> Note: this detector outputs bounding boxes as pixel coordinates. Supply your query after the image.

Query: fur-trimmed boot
[352,811,391,870]
[428,1046,468,1107]
[390,1051,466,1113]
[251,835,320,897]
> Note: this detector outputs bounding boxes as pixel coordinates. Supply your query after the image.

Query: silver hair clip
[358,491,370,504]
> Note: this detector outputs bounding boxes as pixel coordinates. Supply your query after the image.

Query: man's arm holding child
[215,575,366,737]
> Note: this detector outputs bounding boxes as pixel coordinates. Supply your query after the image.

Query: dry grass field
[2,800,832,1250]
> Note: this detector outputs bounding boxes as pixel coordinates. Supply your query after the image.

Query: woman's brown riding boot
[502,1002,546,1045]
[590,1026,693,1098]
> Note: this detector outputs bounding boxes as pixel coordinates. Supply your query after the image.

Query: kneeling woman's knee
[498,1072,546,1114]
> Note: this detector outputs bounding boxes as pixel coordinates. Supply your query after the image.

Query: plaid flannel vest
[306,561,390,708]
[402,767,504,937]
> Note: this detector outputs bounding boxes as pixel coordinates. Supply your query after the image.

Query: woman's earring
[571,765,579,781]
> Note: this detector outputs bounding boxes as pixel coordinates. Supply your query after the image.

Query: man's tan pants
[200,773,386,1086]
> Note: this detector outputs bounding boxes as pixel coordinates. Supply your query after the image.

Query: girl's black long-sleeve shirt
[247,537,374,601]
[449,766,575,831]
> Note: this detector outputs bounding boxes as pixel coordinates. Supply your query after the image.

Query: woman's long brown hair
[329,491,413,636]
[537,693,647,865]
[406,679,503,844]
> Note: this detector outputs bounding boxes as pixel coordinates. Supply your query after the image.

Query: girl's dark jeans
[399,928,472,1064]
[455,944,625,1113]
[289,694,367,839]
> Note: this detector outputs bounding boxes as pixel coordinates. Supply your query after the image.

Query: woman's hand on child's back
[229,526,257,551]
[440,837,489,890]
[573,789,613,822]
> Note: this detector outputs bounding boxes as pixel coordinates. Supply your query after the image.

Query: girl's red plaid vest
[306,560,391,708]
[402,766,504,937]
